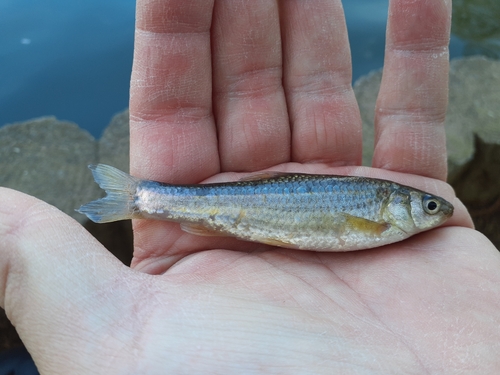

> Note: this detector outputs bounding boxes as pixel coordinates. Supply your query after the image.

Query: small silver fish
[77,164,453,251]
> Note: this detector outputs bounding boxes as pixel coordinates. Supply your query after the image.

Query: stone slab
[0,117,99,223]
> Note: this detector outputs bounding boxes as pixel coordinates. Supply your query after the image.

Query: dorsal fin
[238,171,290,182]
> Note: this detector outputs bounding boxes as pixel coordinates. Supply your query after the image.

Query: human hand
[1,0,499,374]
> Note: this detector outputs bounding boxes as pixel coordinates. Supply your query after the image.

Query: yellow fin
[343,214,389,236]
[238,171,290,182]
[180,223,225,237]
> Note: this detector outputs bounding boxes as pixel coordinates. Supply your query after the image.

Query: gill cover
[383,190,416,234]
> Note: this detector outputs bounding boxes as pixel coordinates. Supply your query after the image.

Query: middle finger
[280,0,363,166]
[212,0,291,172]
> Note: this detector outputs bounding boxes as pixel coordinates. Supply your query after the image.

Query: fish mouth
[441,201,454,217]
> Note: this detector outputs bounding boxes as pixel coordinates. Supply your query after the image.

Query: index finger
[129,0,219,183]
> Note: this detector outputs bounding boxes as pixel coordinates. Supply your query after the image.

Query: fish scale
[77,164,454,251]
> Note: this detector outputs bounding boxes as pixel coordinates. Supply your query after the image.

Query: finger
[130,0,219,183]
[212,0,290,172]
[0,189,133,373]
[373,0,451,180]
[280,0,362,166]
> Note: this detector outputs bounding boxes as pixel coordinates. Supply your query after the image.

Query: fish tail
[77,164,140,223]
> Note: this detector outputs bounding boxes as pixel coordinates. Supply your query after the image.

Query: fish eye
[423,196,441,214]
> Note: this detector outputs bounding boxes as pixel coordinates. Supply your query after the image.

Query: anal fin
[180,223,226,237]
[251,236,299,249]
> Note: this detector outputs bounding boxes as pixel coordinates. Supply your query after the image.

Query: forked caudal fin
[77,164,140,223]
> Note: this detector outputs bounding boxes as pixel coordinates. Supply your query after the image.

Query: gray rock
[353,70,381,167]
[0,117,100,223]
[0,112,132,256]
[447,57,500,180]
[98,109,130,172]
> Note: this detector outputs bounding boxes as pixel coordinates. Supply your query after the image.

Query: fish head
[383,188,454,234]
[408,190,454,230]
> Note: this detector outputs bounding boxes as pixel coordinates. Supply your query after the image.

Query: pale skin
[1,0,499,373]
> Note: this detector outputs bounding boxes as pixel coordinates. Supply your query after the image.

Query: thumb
[0,188,138,373]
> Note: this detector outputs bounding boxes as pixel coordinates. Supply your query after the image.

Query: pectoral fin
[342,214,390,236]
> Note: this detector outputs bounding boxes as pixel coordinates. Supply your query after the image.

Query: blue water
[0,0,135,137]
[0,347,38,375]
[1,0,465,138]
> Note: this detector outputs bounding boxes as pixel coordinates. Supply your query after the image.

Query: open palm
[1,0,499,374]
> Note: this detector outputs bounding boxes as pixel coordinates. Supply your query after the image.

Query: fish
[77,164,454,251]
